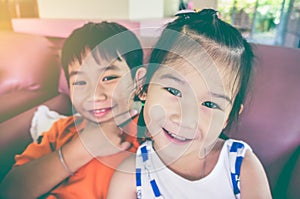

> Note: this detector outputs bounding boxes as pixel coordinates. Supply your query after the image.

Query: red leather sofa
[0,31,72,180]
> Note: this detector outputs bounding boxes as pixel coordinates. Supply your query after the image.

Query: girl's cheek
[145,102,167,127]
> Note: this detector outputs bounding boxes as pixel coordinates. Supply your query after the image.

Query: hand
[78,119,132,158]
[113,107,139,127]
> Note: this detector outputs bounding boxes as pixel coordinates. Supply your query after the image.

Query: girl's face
[69,52,139,124]
[143,59,235,162]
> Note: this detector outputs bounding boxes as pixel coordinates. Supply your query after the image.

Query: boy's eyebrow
[210,92,232,104]
[69,64,120,78]
[103,64,121,71]
[97,64,122,74]
[159,74,186,84]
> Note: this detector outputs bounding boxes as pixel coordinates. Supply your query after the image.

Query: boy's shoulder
[54,115,85,133]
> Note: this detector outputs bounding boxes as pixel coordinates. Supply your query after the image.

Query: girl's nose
[171,99,198,129]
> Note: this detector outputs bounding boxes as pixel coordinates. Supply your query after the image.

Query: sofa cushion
[0,31,60,95]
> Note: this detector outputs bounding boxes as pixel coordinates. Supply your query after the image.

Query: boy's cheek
[70,93,84,106]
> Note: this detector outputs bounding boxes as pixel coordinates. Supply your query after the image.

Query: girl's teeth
[170,133,187,141]
[164,128,191,142]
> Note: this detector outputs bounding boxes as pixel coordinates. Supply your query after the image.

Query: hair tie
[175,9,195,20]
[175,8,219,24]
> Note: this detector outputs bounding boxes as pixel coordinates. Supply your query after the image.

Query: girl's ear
[239,104,244,115]
[134,67,147,101]
[223,104,244,129]
[138,90,147,101]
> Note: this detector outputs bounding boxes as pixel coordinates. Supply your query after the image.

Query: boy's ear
[134,67,147,101]
[134,67,146,88]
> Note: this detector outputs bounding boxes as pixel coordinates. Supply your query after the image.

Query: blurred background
[0,0,299,48]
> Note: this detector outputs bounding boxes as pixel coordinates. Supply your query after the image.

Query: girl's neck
[154,139,224,181]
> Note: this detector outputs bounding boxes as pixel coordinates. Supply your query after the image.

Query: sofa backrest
[0,31,61,95]
[0,31,64,121]
[227,43,300,198]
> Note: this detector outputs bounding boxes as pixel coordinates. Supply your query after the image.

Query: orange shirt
[15,116,139,199]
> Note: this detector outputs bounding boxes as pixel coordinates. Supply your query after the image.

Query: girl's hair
[138,9,254,142]
[61,21,143,84]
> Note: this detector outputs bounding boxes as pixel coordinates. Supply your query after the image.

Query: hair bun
[172,8,219,27]
[196,9,218,21]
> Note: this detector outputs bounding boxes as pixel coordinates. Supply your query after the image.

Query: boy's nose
[93,92,108,101]
[92,84,108,101]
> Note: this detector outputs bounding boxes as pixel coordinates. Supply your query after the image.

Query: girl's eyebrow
[210,92,232,104]
[159,74,186,84]
[159,73,232,104]
[69,70,82,78]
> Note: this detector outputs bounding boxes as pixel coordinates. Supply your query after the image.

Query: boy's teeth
[94,109,106,113]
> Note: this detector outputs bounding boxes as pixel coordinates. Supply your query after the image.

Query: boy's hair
[61,21,143,84]
[139,9,254,137]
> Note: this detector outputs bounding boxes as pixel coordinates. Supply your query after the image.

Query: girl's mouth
[162,127,193,143]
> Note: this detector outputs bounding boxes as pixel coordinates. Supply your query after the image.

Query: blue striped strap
[150,179,162,197]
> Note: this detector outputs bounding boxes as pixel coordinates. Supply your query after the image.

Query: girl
[107,9,272,199]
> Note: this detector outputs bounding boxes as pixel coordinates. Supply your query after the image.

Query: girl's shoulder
[224,139,271,198]
[222,138,254,175]
[224,138,253,155]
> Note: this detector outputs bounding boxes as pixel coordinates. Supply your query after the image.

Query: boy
[0,22,146,199]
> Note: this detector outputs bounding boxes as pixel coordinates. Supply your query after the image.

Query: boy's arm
[0,116,135,199]
[0,136,93,199]
[240,151,272,199]
[107,154,137,199]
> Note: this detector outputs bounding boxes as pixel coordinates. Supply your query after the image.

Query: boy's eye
[102,76,119,81]
[202,101,220,109]
[164,87,182,97]
[72,81,86,86]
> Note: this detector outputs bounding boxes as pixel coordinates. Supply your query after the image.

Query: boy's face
[143,59,234,162]
[69,52,136,124]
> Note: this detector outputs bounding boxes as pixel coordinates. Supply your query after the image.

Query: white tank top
[135,139,252,199]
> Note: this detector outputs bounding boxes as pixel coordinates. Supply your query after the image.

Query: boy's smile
[88,106,115,118]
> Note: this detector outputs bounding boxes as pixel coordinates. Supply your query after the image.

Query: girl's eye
[102,76,119,81]
[72,81,86,86]
[164,87,182,97]
[202,101,220,109]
